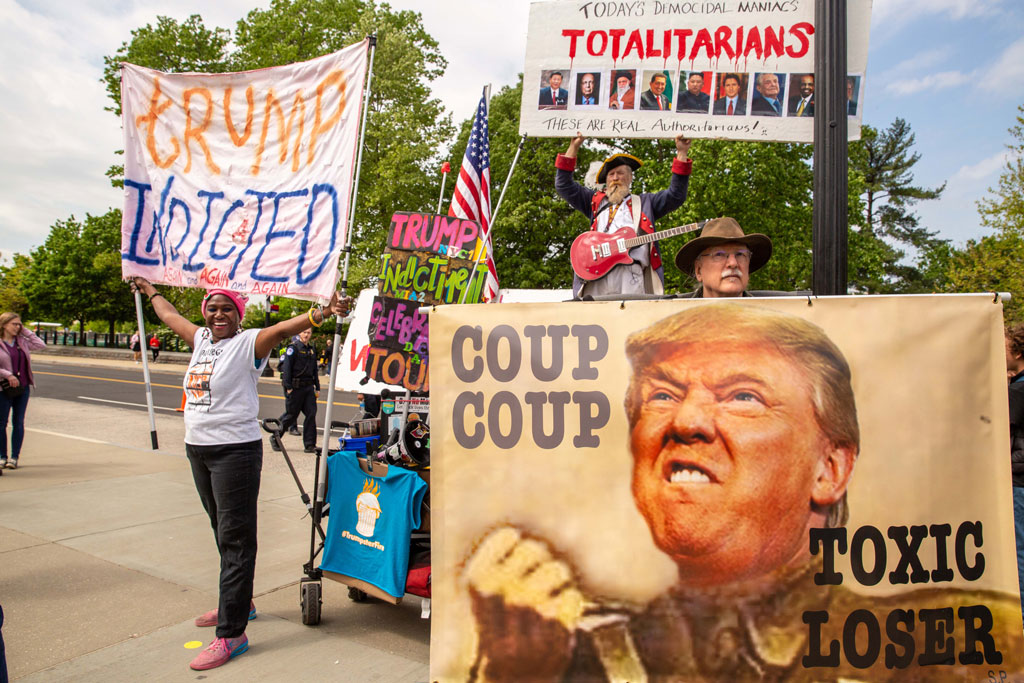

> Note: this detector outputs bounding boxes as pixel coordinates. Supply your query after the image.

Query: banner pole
[315,35,378,519]
[133,291,159,450]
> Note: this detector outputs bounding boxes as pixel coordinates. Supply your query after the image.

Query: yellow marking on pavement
[184,641,203,649]
[33,370,355,406]
[35,370,181,389]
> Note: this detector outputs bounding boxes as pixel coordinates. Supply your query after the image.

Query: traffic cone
[175,391,186,412]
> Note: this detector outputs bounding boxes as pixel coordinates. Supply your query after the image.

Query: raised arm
[555,132,596,218]
[131,278,200,344]
[253,292,351,360]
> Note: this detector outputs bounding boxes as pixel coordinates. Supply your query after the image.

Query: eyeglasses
[699,249,752,264]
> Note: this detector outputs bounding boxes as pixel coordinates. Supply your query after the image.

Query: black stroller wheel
[301,581,322,625]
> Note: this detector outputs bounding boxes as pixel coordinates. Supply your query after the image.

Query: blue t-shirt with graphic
[320,451,427,598]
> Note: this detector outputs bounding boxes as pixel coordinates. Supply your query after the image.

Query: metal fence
[34,330,189,352]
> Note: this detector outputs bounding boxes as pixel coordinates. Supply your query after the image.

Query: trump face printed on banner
[623,305,858,587]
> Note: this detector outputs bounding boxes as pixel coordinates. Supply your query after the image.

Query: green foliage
[943,104,1024,323]
[632,137,817,294]
[848,119,948,293]
[101,15,231,117]
[977,104,1024,235]
[21,210,137,341]
[458,78,584,290]
[453,77,879,296]
[0,254,32,317]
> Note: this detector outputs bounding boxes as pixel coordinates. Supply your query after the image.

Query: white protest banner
[520,0,871,142]
[120,41,368,300]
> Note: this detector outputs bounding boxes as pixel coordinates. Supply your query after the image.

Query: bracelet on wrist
[149,292,163,302]
[307,308,323,328]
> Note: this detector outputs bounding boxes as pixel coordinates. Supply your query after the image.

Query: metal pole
[491,134,527,224]
[436,163,451,214]
[458,133,526,305]
[812,0,849,295]
[133,291,159,449]
[315,35,377,515]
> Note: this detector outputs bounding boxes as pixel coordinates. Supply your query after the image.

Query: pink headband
[202,289,247,320]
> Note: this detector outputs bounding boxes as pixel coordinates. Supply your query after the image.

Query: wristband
[307,308,323,328]
[149,293,164,302]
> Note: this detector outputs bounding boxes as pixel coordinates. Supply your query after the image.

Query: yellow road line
[33,370,356,406]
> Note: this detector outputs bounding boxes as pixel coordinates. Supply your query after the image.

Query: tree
[848,119,947,293]
[21,211,138,341]
[977,104,1024,235]
[943,104,1024,323]
[0,254,32,318]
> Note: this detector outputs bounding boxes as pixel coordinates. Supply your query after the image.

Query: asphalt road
[30,358,363,434]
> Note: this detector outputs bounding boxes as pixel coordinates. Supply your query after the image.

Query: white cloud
[883,70,971,96]
[877,38,1024,99]
[872,0,1004,27]
[951,150,1011,183]
[976,37,1024,91]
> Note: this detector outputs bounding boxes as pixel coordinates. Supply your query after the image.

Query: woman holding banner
[130,277,349,671]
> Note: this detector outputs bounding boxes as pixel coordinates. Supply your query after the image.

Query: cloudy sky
[1,0,1023,261]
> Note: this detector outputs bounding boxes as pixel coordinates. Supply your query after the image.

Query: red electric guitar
[570,222,703,281]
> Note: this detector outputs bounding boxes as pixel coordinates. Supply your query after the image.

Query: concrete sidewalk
[0,398,429,681]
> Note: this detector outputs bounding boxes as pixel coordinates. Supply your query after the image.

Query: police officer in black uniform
[279,328,320,453]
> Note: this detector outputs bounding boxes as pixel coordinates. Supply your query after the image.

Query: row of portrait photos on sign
[537,68,863,117]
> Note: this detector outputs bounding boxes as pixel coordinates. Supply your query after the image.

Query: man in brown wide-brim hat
[675,217,772,298]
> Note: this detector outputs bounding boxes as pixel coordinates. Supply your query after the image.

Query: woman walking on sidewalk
[0,313,46,471]
[129,330,141,363]
[130,278,349,671]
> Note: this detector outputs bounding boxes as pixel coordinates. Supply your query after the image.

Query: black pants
[280,385,317,448]
[185,440,262,639]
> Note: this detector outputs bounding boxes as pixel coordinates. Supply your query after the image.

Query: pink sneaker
[194,601,256,627]
[189,634,249,670]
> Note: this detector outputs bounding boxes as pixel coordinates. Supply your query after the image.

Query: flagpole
[436,162,451,214]
[315,35,377,525]
[490,133,527,224]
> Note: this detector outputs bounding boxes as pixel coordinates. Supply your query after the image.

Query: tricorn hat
[596,153,642,184]
[674,217,773,275]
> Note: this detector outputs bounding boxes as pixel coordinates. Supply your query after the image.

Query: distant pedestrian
[149,334,161,362]
[130,330,141,363]
[130,277,350,671]
[318,337,333,374]
[0,312,46,471]
[280,329,320,453]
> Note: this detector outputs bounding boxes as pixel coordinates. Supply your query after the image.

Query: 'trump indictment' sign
[120,41,368,300]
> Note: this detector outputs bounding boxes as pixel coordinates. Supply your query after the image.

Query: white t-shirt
[183,328,269,445]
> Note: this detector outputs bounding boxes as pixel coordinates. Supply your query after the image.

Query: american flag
[449,88,499,302]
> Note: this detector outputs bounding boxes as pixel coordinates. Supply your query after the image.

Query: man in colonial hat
[675,217,772,298]
[555,132,692,299]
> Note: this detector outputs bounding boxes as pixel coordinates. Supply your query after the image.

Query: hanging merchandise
[320,452,428,599]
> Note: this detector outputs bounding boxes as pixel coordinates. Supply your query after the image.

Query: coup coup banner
[520,0,872,142]
[120,41,368,300]
[430,295,1024,681]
